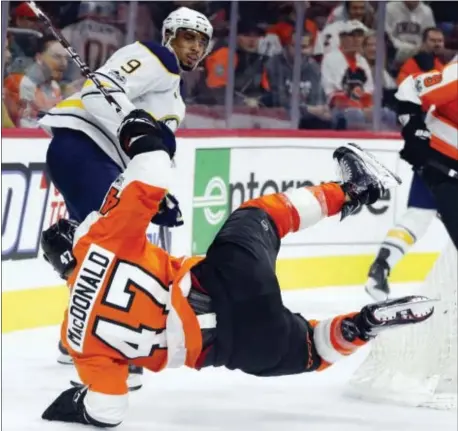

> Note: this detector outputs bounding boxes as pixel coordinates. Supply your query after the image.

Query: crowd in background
[2,0,458,130]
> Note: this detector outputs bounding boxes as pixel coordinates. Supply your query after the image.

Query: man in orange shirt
[397,27,445,85]
[40,108,433,428]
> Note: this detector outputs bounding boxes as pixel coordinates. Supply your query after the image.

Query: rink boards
[1,132,449,333]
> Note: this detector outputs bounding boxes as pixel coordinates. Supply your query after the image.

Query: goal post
[346,241,457,410]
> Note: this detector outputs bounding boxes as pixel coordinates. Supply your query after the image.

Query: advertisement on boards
[1,138,165,290]
[191,144,400,255]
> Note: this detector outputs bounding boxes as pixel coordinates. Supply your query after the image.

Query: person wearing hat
[12,2,41,31]
[320,20,374,129]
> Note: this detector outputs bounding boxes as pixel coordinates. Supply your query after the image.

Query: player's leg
[193,144,420,376]
[365,171,437,300]
[421,169,458,249]
[46,127,122,222]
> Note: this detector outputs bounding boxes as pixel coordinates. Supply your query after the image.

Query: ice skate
[342,295,435,342]
[57,340,74,365]
[365,256,391,301]
[333,143,402,219]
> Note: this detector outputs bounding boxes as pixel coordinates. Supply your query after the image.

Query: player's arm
[83,110,176,253]
[79,42,177,132]
[394,65,457,168]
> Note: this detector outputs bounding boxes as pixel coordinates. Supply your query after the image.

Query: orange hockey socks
[240,183,345,238]
[310,314,368,371]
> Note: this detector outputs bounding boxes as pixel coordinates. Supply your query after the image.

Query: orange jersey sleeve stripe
[421,80,458,110]
[430,135,458,160]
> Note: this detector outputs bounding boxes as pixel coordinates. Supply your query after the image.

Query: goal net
[347,241,457,410]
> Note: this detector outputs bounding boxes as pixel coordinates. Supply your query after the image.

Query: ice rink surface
[3,285,457,431]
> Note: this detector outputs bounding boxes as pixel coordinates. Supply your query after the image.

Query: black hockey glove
[397,101,432,169]
[152,193,184,227]
[117,109,176,159]
[41,219,79,280]
[42,386,119,428]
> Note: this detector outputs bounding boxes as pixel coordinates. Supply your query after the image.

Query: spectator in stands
[321,21,374,129]
[11,2,41,32]
[4,35,67,128]
[385,1,436,65]
[263,31,331,129]
[3,37,15,128]
[202,21,269,106]
[267,4,318,48]
[117,2,158,41]
[363,32,397,90]
[8,2,43,61]
[314,0,373,57]
[397,27,445,85]
[363,32,398,113]
[326,1,375,28]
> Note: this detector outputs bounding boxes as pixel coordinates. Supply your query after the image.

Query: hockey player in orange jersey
[366,59,458,299]
[40,109,435,428]
[365,60,458,300]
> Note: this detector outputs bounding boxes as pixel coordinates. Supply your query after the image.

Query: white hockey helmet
[162,7,213,68]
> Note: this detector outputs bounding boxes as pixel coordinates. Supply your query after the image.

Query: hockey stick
[27,1,172,253]
[27,1,125,117]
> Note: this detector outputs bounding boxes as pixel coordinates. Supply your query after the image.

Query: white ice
[3,285,457,431]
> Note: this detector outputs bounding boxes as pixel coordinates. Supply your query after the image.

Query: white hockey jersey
[396,61,458,160]
[39,41,185,169]
[62,19,125,81]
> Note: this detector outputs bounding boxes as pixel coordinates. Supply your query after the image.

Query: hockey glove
[117,109,176,159]
[151,193,184,227]
[398,101,432,169]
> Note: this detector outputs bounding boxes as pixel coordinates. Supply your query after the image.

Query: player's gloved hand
[117,109,176,159]
[397,101,432,169]
[151,193,184,227]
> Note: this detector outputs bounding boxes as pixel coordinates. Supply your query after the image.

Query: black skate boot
[365,248,391,301]
[340,295,435,343]
[333,143,401,220]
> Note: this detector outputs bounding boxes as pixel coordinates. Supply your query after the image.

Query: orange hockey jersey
[396,61,458,161]
[60,151,210,425]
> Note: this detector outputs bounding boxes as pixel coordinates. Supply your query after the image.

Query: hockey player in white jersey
[61,2,125,82]
[38,6,213,385]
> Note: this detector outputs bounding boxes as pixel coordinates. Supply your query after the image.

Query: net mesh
[347,242,457,410]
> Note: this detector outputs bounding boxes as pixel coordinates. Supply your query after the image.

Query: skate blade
[344,143,402,189]
[373,295,436,324]
[57,354,74,365]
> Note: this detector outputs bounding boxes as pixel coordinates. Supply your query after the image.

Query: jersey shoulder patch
[139,41,180,76]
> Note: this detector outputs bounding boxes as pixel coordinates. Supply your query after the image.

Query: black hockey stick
[27,1,171,253]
